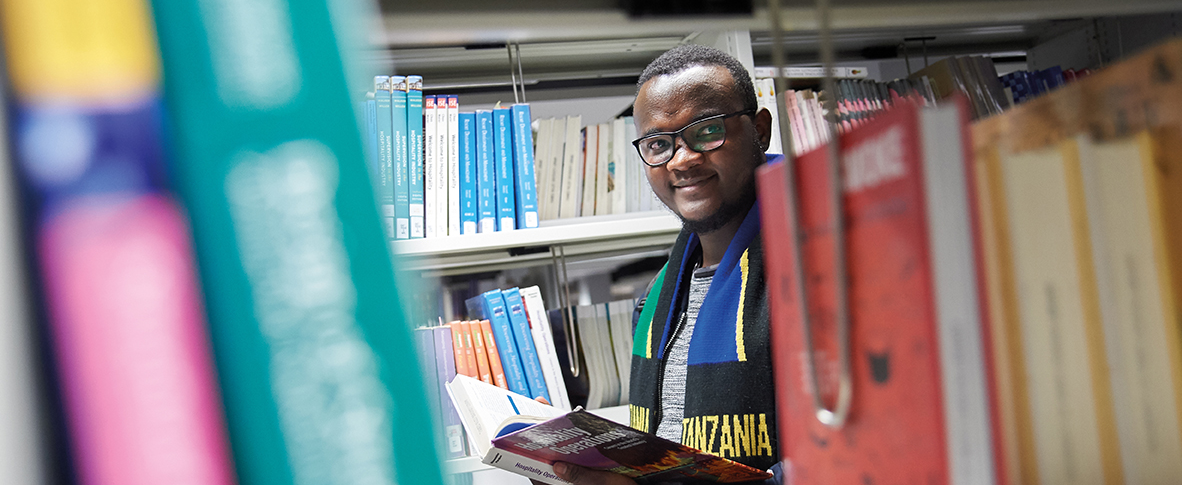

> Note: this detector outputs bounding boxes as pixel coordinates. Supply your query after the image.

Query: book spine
[481,320,509,389]
[471,320,494,385]
[147,0,444,482]
[449,321,473,378]
[520,286,571,411]
[374,76,395,239]
[460,321,480,380]
[433,326,467,459]
[391,76,410,239]
[544,117,567,220]
[502,288,550,402]
[493,107,517,231]
[3,1,236,483]
[482,448,571,485]
[581,125,598,217]
[435,95,450,237]
[511,104,540,229]
[476,110,497,233]
[424,95,438,238]
[407,76,425,238]
[611,117,627,215]
[594,122,610,215]
[448,96,461,236]
[559,115,583,218]
[483,290,529,396]
[365,94,378,182]
[413,327,443,449]
[459,112,478,234]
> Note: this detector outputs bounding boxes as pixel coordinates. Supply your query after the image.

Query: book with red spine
[758,97,1002,485]
[480,319,509,389]
[449,321,473,378]
[459,321,481,381]
[471,320,495,385]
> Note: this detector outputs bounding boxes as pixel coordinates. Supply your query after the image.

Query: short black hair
[636,44,757,112]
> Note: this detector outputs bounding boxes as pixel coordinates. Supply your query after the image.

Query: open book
[446,375,772,484]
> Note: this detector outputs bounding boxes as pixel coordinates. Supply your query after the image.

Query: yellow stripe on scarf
[735,249,749,362]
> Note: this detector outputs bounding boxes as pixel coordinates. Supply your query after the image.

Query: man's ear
[754,107,773,152]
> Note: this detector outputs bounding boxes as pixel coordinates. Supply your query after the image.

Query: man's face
[634,65,766,234]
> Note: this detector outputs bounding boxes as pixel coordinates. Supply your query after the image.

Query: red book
[458,321,481,380]
[448,321,473,378]
[469,320,494,385]
[758,98,1004,485]
[479,319,509,389]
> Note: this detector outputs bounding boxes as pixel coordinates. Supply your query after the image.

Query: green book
[147,1,444,484]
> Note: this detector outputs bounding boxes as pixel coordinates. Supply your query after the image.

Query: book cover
[0,1,237,484]
[407,76,425,238]
[493,107,517,231]
[476,110,497,233]
[448,95,461,236]
[544,117,567,220]
[581,124,598,217]
[511,104,540,229]
[413,327,443,451]
[534,118,553,221]
[481,319,510,389]
[559,115,584,219]
[520,286,572,411]
[391,76,410,239]
[460,321,481,380]
[758,99,998,485]
[459,112,478,234]
[148,0,444,482]
[364,93,378,183]
[471,319,495,385]
[594,122,611,215]
[433,326,468,459]
[435,95,450,237]
[374,75,395,239]
[611,117,628,215]
[503,287,550,402]
[482,290,530,396]
[449,321,473,378]
[424,95,438,238]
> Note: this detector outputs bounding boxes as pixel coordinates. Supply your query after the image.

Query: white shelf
[391,211,682,274]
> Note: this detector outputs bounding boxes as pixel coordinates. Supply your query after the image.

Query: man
[553,44,781,485]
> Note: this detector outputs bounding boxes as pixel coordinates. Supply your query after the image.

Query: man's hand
[552,462,637,485]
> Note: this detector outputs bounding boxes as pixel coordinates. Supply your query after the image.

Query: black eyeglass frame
[631,109,757,167]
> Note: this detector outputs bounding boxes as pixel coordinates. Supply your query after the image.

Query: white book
[447,96,460,236]
[423,96,437,237]
[594,122,611,215]
[446,374,566,459]
[606,300,634,404]
[576,304,609,409]
[610,117,627,215]
[758,79,784,155]
[558,116,583,219]
[534,118,553,220]
[434,97,449,237]
[624,117,650,213]
[544,117,567,220]
[580,125,598,217]
[519,286,572,411]
[0,89,46,485]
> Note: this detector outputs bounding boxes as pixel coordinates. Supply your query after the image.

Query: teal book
[510,105,539,229]
[502,288,550,402]
[374,75,396,239]
[476,110,496,233]
[480,290,529,396]
[458,112,478,234]
[492,107,517,231]
[391,76,409,239]
[406,76,425,238]
[364,94,378,183]
[147,1,445,484]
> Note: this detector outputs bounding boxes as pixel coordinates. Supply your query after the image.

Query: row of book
[363,76,540,240]
[910,55,1009,120]
[533,116,663,220]
[0,1,445,485]
[999,66,1091,105]
[760,38,1182,484]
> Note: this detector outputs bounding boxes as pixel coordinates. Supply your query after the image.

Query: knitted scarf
[628,201,778,472]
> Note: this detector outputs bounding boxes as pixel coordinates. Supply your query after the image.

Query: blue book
[374,76,395,239]
[407,76,425,238]
[501,287,550,402]
[492,107,517,231]
[458,112,478,234]
[432,326,467,459]
[476,110,496,233]
[510,105,540,229]
[481,289,529,396]
[364,94,378,183]
[391,76,410,239]
[413,327,442,438]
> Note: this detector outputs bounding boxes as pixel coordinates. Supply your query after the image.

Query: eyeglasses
[632,109,755,167]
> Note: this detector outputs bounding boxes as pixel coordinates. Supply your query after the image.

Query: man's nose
[663,136,703,172]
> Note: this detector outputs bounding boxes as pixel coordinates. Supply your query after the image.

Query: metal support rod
[507,43,520,104]
[550,245,579,377]
[515,43,527,102]
[922,38,930,67]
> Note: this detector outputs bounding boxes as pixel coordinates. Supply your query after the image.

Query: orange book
[458,321,480,380]
[479,319,508,389]
[469,320,494,385]
[448,321,472,378]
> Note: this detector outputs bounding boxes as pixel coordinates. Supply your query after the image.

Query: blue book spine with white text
[364,95,378,183]
[481,289,529,396]
[510,105,540,229]
[502,287,550,402]
[374,76,395,239]
[459,112,478,234]
[432,326,467,459]
[492,107,517,231]
[476,110,496,233]
[407,76,425,238]
[391,76,410,239]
